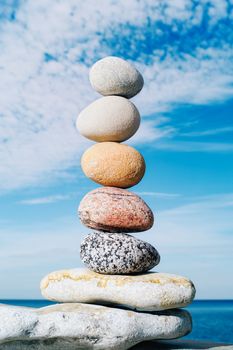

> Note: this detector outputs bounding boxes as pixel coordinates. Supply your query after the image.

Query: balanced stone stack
[38,57,196,349]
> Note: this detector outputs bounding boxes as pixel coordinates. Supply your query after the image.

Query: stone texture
[40,268,196,311]
[78,187,154,232]
[76,96,140,142]
[81,142,145,188]
[0,303,191,350]
[89,56,144,98]
[80,232,160,274]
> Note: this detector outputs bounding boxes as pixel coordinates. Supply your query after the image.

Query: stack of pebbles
[40,57,196,349]
[78,60,158,276]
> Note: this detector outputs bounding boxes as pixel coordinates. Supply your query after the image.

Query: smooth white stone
[76,96,140,142]
[40,268,196,311]
[89,56,144,98]
[0,303,192,349]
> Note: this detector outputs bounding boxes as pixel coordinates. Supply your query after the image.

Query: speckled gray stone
[89,56,144,98]
[80,232,160,274]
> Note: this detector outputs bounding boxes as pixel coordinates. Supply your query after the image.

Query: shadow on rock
[1,339,233,350]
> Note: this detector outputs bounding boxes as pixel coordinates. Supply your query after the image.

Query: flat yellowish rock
[40,268,196,311]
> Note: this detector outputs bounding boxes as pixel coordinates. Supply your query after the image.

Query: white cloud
[155,140,233,152]
[136,191,181,198]
[181,126,233,137]
[136,47,233,115]
[0,0,233,191]
[19,194,72,205]
[160,193,233,215]
[129,118,176,145]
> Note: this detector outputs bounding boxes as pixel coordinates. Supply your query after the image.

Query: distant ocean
[0,300,232,344]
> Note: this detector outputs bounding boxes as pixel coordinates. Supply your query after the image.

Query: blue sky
[0,0,233,299]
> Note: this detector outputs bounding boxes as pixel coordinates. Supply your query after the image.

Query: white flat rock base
[0,303,191,350]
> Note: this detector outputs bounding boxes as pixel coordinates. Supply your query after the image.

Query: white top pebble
[89,56,144,98]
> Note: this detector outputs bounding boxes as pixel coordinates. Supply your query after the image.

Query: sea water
[186,300,233,344]
[0,299,232,344]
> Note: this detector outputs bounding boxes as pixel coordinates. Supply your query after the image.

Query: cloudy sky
[0,0,233,299]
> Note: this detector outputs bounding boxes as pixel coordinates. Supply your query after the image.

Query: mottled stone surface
[76,96,140,142]
[40,268,196,311]
[89,56,144,98]
[80,232,160,274]
[0,303,191,349]
[78,187,154,232]
[81,142,145,188]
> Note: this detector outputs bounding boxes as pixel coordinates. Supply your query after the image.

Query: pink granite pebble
[78,187,154,233]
